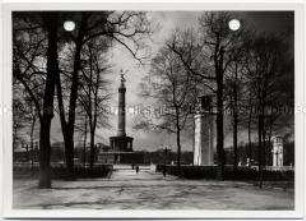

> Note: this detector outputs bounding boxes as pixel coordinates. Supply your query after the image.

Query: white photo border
[1,1,305,219]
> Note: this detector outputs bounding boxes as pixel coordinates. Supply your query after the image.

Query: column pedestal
[193,114,214,166]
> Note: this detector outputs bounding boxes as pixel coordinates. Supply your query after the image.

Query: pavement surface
[13,166,294,210]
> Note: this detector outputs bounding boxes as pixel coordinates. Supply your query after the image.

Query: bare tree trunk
[13,126,17,149]
[88,47,95,169]
[38,13,59,188]
[216,91,225,179]
[65,37,83,172]
[25,144,30,162]
[64,131,75,175]
[174,106,182,171]
[261,112,267,186]
[176,128,181,170]
[233,64,238,172]
[30,115,37,170]
[39,120,52,188]
[233,110,238,171]
[89,127,95,168]
[57,15,86,174]
[267,123,273,166]
[83,116,88,168]
[247,103,253,164]
[258,113,264,188]
[216,48,225,181]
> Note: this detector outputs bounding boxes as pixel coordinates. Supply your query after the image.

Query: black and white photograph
[1,1,305,219]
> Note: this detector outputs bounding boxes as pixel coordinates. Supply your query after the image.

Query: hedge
[13,164,113,179]
[156,165,294,181]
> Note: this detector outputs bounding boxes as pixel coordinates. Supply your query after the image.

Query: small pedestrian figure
[135,165,140,174]
[162,166,167,177]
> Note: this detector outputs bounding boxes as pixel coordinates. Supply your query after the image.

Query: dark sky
[73,11,296,151]
[241,11,294,34]
[15,11,295,151]
[105,11,295,151]
[239,11,294,56]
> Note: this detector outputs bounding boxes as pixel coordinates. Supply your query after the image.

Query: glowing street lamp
[229,19,241,31]
[63,20,76,32]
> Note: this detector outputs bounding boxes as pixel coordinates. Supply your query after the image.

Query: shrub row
[156,165,294,181]
[14,164,113,179]
[52,165,113,179]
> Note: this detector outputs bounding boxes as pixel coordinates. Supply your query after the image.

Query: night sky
[16,11,295,152]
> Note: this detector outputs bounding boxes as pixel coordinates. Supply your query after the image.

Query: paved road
[13,168,294,210]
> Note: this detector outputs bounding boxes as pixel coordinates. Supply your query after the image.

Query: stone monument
[193,96,214,166]
[109,72,133,162]
[272,136,283,167]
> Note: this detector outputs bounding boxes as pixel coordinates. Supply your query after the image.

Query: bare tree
[37,13,60,188]
[78,39,111,168]
[55,11,150,174]
[82,115,88,167]
[224,39,249,171]
[167,12,246,179]
[12,93,27,149]
[28,104,38,169]
[244,34,292,187]
[225,62,242,170]
[140,41,199,169]
[13,12,60,188]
